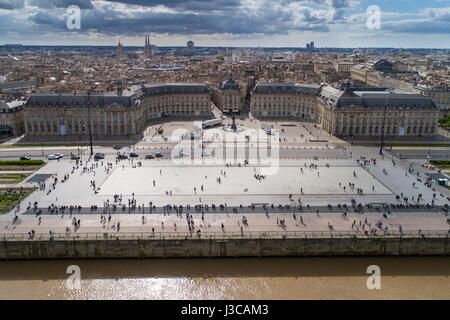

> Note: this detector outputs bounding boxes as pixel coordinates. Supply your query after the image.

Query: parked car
[47,154,60,160]
[70,154,80,160]
[94,153,105,160]
[130,152,139,158]
[155,152,163,158]
[117,154,128,160]
[145,154,154,159]
[113,144,123,150]
[175,152,189,158]
[20,156,31,160]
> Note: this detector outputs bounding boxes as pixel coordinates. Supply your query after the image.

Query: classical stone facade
[211,74,242,113]
[318,83,439,138]
[250,81,439,138]
[0,100,25,136]
[250,82,320,120]
[24,83,211,139]
[414,86,450,117]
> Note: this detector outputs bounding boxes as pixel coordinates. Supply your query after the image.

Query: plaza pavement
[0,119,449,239]
[0,155,449,238]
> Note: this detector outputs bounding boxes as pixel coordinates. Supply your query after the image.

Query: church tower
[144,35,152,59]
[117,40,123,60]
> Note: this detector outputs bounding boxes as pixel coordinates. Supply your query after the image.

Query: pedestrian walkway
[0,134,24,146]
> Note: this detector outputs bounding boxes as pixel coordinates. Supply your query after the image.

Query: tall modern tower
[306,41,314,55]
[144,35,152,59]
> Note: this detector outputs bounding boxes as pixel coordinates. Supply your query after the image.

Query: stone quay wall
[0,235,449,260]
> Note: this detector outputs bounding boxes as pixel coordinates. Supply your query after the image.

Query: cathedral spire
[144,34,152,59]
[117,39,123,60]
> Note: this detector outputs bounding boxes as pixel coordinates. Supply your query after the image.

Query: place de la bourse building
[250,80,439,139]
[24,82,211,140]
[24,79,438,140]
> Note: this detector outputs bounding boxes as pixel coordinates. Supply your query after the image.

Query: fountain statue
[231,115,237,132]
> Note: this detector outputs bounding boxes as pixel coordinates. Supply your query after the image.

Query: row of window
[148,96,209,102]
[147,102,208,108]
[254,96,315,101]
[146,111,209,118]
[337,125,435,135]
[146,105,209,111]
[255,111,313,117]
[27,124,133,135]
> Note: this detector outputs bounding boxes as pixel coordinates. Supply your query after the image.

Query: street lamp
[86,81,97,157]
[379,94,389,156]
[87,103,93,156]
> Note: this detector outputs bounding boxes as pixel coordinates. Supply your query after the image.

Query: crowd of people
[9,141,448,240]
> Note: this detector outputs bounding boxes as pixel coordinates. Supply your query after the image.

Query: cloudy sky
[0,0,449,47]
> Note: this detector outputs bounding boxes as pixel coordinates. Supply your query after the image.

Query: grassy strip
[0,165,43,171]
[0,188,35,214]
[429,160,450,170]
[430,160,450,166]
[0,143,90,148]
[0,160,44,166]
[0,173,30,184]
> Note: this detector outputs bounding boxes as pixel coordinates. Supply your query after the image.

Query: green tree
[214,54,225,61]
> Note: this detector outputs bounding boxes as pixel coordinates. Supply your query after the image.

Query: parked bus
[202,118,222,129]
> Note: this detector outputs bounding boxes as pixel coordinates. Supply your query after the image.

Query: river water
[0,257,449,299]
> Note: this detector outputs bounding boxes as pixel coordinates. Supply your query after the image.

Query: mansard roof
[26,93,134,108]
[318,85,437,110]
[221,79,240,91]
[142,83,210,95]
[253,82,320,95]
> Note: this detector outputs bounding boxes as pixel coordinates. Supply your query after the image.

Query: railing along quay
[22,203,450,216]
[2,229,449,241]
